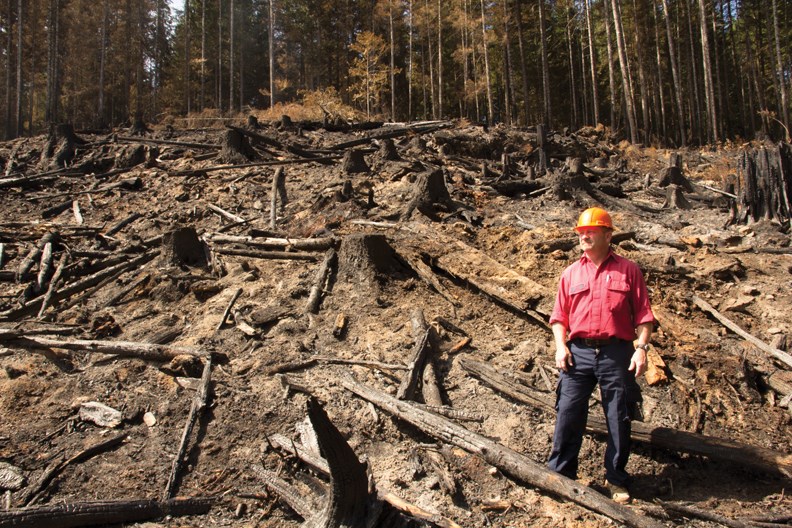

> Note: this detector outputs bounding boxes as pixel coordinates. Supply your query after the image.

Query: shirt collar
[579,248,616,265]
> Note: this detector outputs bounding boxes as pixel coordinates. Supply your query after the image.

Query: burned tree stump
[129,119,150,136]
[658,152,694,192]
[737,144,792,227]
[247,115,260,129]
[161,227,208,268]
[662,184,692,210]
[377,138,401,161]
[337,234,401,287]
[342,149,370,174]
[402,169,456,220]
[41,124,80,169]
[114,144,146,169]
[219,129,256,164]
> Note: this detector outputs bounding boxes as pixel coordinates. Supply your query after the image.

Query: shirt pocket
[607,280,631,311]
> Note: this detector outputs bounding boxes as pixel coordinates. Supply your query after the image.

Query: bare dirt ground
[0,120,790,527]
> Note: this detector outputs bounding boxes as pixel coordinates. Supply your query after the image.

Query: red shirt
[549,250,654,342]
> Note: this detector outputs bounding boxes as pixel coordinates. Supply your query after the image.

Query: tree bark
[611,0,638,143]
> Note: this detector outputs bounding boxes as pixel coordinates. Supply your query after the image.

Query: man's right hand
[555,346,573,372]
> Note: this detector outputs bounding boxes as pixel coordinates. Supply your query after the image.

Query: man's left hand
[628,348,647,377]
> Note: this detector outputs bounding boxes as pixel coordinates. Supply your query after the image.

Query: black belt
[576,337,623,347]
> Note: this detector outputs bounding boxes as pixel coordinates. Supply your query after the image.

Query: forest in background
[1,0,791,148]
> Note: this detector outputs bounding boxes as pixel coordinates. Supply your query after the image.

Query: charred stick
[163,355,213,500]
[0,497,214,528]
[0,330,208,361]
[304,248,337,314]
[270,167,286,230]
[102,273,150,308]
[37,252,69,319]
[656,500,753,528]
[114,135,221,149]
[311,355,407,372]
[18,433,128,507]
[35,243,54,293]
[213,247,318,261]
[215,288,243,332]
[207,204,246,224]
[104,212,142,237]
[208,234,336,251]
[16,232,58,282]
[250,464,317,519]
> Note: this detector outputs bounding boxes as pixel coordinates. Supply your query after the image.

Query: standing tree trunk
[565,6,578,130]
[14,0,22,136]
[97,0,108,127]
[4,0,13,140]
[651,1,667,142]
[698,0,718,143]
[685,1,701,143]
[479,0,493,124]
[661,0,686,146]
[772,0,789,139]
[603,0,617,130]
[268,0,274,109]
[407,0,413,119]
[184,0,191,114]
[437,0,443,118]
[228,0,234,112]
[134,0,145,130]
[389,0,395,121]
[584,0,599,126]
[515,0,531,125]
[610,0,638,143]
[538,0,552,126]
[502,1,514,126]
[200,0,206,110]
[45,0,60,125]
[631,0,650,144]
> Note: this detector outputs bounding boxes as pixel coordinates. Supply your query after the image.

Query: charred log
[219,129,256,164]
[342,150,370,174]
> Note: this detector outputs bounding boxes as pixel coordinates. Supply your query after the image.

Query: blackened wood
[215,288,242,332]
[342,150,370,174]
[302,397,380,528]
[37,252,68,319]
[461,358,792,478]
[250,464,317,519]
[115,135,221,150]
[396,329,431,401]
[18,433,128,507]
[104,212,142,237]
[162,355,212,500]
[0,330,208,361]
[0,497,213,528]
[341,376,665,528]
[270,167,286,229]
[208,234,336,251]
[219,128,256,164]
[329,121,451,150]
[656,500,753,528]
[34,243,54,293]
[213,247,318,261]
[16,232,58,282]
[304,248,337,314]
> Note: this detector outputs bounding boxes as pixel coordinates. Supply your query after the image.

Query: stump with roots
[41,123,79,169]
[219,129,256,164]
[247,115,260,129]
[129,118,150,136]
[337,234,402,287]
[546,172,593,202]
[663,184,692,210]
[402,169,456,220]
[342,149,370,174]
[377,138,401,161]
[161,227,208,268]
[658,152,695,192]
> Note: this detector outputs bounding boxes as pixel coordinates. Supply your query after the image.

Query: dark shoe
[606,481,631,504]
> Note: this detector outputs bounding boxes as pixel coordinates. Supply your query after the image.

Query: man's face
[577,226,612,254]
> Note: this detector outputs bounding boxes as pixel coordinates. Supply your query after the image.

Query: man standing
[547,207,654,504]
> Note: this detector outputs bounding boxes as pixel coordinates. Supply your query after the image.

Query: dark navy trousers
[547,339,636,486]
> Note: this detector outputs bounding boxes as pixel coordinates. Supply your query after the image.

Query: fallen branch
[114,135,221,150]
[691,295,792,369]
[207,203,246,224]
[0,497,213,528]
[215,288,243,332]
[341,375,665,528]
[0,330,208,361]
[656,500,753,528]
[213,247,319,261]
[18,433,128,506]
[207,234,336,251]
[163,355,213,500]
[304,248,337,314]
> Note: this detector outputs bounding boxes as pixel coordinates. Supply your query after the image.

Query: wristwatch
[636,343,650,351]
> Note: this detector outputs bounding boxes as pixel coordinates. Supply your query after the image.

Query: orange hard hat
[574,207,614,231]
